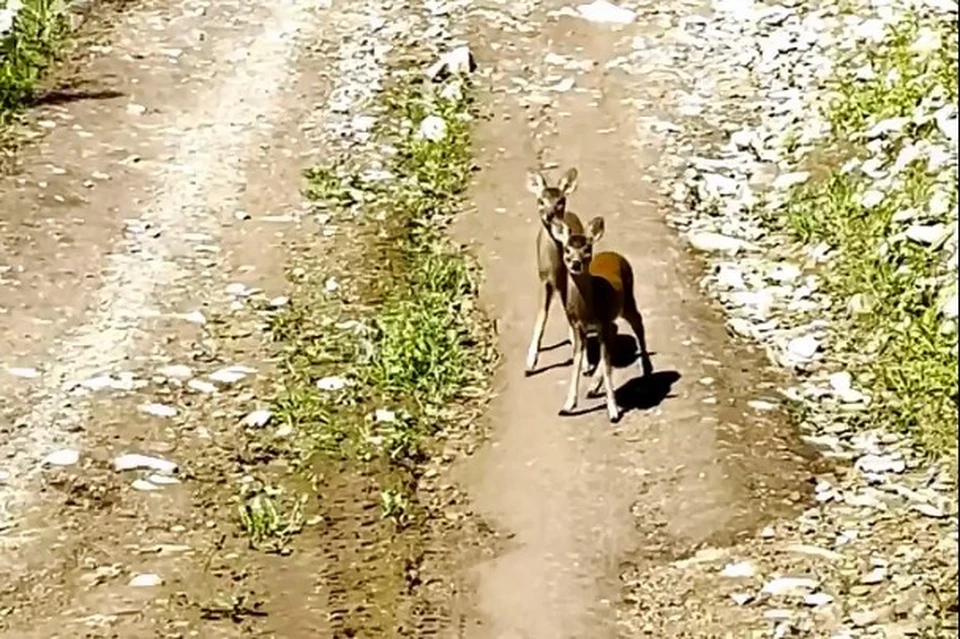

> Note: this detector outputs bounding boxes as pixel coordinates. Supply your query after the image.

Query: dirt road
[0,0,886,636]
[456,0,821,636]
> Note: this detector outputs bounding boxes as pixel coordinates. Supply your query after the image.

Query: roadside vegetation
[0,0,70,118]
[251,61,494,543]
[779,13,958,457]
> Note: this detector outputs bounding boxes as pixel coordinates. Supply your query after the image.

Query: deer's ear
[526,171,547,197]
[586,216,605,243]
[548,218,569,244]
[558,167,579,196]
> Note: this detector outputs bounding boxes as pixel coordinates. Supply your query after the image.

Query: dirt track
[0,0,952,637]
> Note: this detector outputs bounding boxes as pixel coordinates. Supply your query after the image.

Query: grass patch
[265,66,494,527]
[0,0,70,119]
[778,13,958,456]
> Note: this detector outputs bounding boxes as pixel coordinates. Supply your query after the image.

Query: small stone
[425,46,475,81]
[129,573,163,587]
[576,0,636,24]
[786,334,819,360]
[269,296,289,308]
[187,379,217,394]
[731,592,754,606]
[139,403,177,418]
[748,399,777,411]
[6,367,40,379]
[209,365,255,384]
[905,223,946,246]
[243,409,272,428]
[855,454,905,475]
[859,187,885,208]
[861,567,886,584]
[850,609,882,627]
[804,592,834,607]
[688,232,748,255]
[417,115,447,142]
[131,479,162,492]
[42,449,80,467]
[762,576,818,597]
[721,561,756,578]
[113,454,178,475]
[317,376,348,391]
[771,171,809,191]
[158,364,193,380]
[784,544,843,562]
[912,502,946,518]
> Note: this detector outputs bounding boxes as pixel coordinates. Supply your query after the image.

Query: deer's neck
[566,270,596,325]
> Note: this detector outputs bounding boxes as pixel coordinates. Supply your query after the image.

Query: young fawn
[524,167,593,376]
[548,215,654,423]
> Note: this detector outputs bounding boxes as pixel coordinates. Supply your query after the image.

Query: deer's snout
[567,258,584,274]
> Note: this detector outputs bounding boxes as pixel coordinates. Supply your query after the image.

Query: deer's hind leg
[623,292,653,377]
[525,279,555,375]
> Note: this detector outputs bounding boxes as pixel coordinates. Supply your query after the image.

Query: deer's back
[588,251,632,321]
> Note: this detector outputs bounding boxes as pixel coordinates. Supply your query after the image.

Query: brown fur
[524,168,588,375]
[549,216,653,423]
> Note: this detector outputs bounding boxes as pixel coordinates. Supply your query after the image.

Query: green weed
[0,0,70,118]
[778,12,959,456]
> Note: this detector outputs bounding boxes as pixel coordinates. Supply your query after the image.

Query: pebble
[139,402,177,418]
[42,449,80,467]
[128,573,163,587]
[113,454,178,475]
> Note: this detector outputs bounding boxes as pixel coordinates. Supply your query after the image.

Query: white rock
[828,371,853,393]
[762,576,818,596]
[187,379,217,394]
[209,365,255,384]
[243,409,273,427]
[269,296,290,308]
[42,449,80,467]
[748,399,777,411]
[859,189,884,209]
[716,264,746,289]
[6,367,40,379]
[131,478,162,491]
[771,171,809,191]
[786,334,819,360]
[731,592,754,606]
[855,454,905,475]
[721,561,756,578]
[905,223,946,246]
[688,232,747,254]
[417,115,447,142]
[139,403,177,418]
[147,474,180,486]
[576,0,636,24]
[129,573,163,587]
[226,282,256,297]
[425,46,475,80]
[324,276,340,293]
[804,592,834,607]
[317,376,348,391]
[768,263,800,283]
[158,364,193,380]
[865,117,908,139]
[181,310,206,324]
[941,291,958,319]
[113,454,178,475]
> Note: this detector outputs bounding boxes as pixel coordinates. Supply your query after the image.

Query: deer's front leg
[560,328,583,415]
[599,336,622,423]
